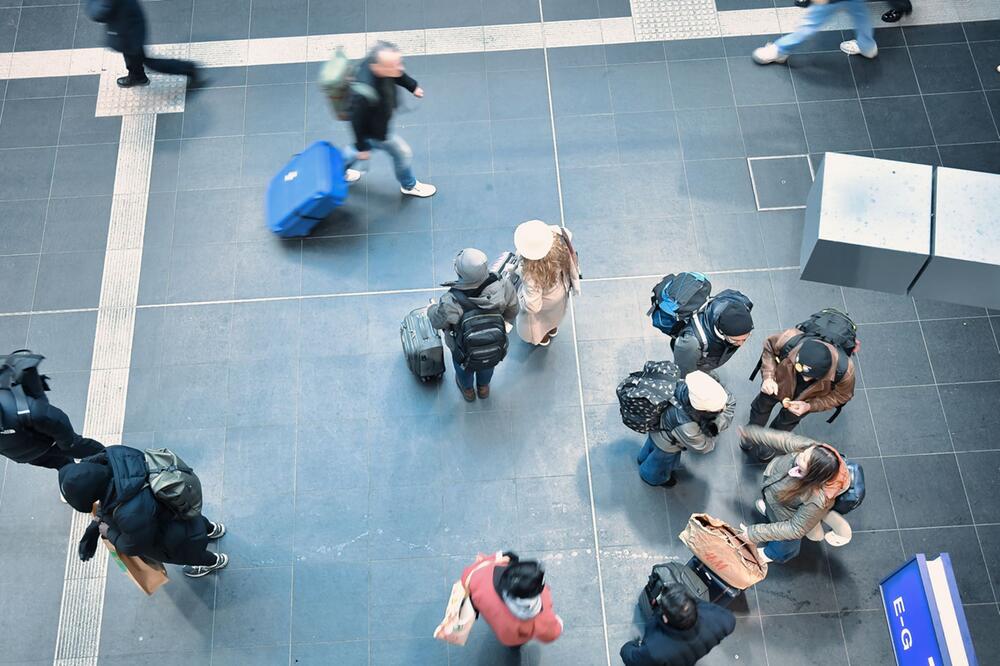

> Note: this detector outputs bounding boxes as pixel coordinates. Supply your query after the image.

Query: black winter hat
[499,560,546,599]
[58,462,111,514]
[796,339,833,377]
[716,304,754,336]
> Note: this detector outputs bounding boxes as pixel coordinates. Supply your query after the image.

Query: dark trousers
[748,392,802,432]
[123,49,196,80]
[888,0,911,9]
[30,437,106,470]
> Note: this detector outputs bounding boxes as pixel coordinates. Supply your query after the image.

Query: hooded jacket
[758,329,856,413]
[349,54,419,151]
[85,0,146,54]
[740,426,850,544]
[649,382,736,455]
[461,554,563,647]
[0,394,94,464]
[620,600,736,666]
[428,277,520,352]
[671,299,745,377]
[60,446,209,564]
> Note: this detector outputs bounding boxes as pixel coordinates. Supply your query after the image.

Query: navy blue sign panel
[880,553,978,666]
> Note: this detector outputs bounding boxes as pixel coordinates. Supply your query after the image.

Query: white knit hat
[685,371,728,412]
[514,219,556,261]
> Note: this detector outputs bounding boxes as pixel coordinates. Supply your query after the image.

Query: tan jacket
[742,427,849,544]
[759,329,856,413]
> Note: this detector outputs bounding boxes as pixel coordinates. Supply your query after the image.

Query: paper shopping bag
[104,539,168,596]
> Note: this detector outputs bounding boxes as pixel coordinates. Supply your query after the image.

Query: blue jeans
[775,0,875,56]
[452,354,494,391]
[637,437,682,486]
[762,537,803,563]
[341,134,417,189]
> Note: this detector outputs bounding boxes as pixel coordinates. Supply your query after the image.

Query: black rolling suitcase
[639,561,710,619]
[401,306,445,382]
[686,556,742,607]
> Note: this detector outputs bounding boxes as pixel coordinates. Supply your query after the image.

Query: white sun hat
[514,219,556,261]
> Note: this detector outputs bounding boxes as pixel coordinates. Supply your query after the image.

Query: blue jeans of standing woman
[636,436,681,486]
[340,134,417,189]
[452,354,494,391]
[775,0,876,56]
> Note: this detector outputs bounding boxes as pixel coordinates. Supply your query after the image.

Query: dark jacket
[620,600,736,666]
[349,55,418,151]
[649,382,735,455]
[0,393,89,464]
[428,276,519,353]
[672,299,745,377]
[85,0,146,54]
[67,447,210,565]
[758,329,856,413]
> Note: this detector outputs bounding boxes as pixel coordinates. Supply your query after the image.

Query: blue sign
[880,553,978,666]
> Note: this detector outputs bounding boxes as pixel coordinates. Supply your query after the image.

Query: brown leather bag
[678,513,768,589]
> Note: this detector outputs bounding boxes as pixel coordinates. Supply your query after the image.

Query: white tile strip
[2,3,999,82]
[52,113,157,665]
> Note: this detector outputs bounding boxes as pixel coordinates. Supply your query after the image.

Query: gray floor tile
[291,641,369,665]
[910,43,984,94]
[491,116,555,173]
[241,132,304,188]
[862,95,935,150]
[971,41,1000,90]
[13,4,77,51]
[234,238,302,299]
[938,381,1000,452]
[25,310,96,373]
[483,0,539,24]
[670,58,735,109]
[828,530,904,611]
[868,385,951,455]
[755,539,839,614]
[0,7,15,51]
[33,250,104,310]
[0,200,46,254]
[800,99,873,153]
[841,286,917,324]
[556,113,620,168]
[677,107,745,159]
[758,209,804,268]
[956,451,1000,523]
[761,613,849,666]
[685,158,757,214]
[59,95,122,146]
[172,188,239,245]
[900,526,995,603]
[605,41,665,65]
[0,147,56,200]
[738,103,808,157]
[842,609,898,665]
[294,487,370,562]
[487,68,550,120]
[308,0,364,34]
[4,76,67,100]
[749,155,812,209]
[50,143,118,197]
[166,242,237,302]
[0,97,63,148]
[227,359,299,426]
[300,234,368,294]
[249,0,307,37]
[42,195,112,253]
[923,91,1000,145]
[694,211,767,271]
[548,45,606,68]
[542,0,599,21]
[367,231,433,290]
[608,62,673,112]
[176,136,243,190]
[615,110,682,163]
[728,55,798,105]
[922,317,1000,383]
[365,0,421,31]
[573,215,698,280]
[850,47,920,98]
[213,567,293,648]
[790,52,859,102]
[191,0,250,40]
[181,87,246,138]
[516,474,595,551]
[854,321,933,387]
[424,0,483,28]
[884,453,973,528]
[427,121,493,175]
[549,66,613,116]
[409,71,489,124]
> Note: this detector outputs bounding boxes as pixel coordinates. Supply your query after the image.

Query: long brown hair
[776,445,840,505]
[521,231,571,290]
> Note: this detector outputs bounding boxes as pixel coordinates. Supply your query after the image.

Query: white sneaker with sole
[840,40,878,58]
[752,43,788,65]
[207,521,226,540]
[755,499,767,516]
[345,168,362,183]
[184,552,229,578]
[401,181,437,197]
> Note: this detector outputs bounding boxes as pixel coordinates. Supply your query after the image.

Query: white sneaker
[757,547,773,564]
[752,43,788,65]
[401,181,437,197]
[345,168,362,183]
[840,40,878,58]
[755,499,767,516]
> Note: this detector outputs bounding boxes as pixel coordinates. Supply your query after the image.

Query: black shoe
[186,67,204,88]
[794,0,810,6]
[881,8,910,22]
[116,75,150,88]
[207,521,226,540]
[183,552,228,578]
[662,473,677,488]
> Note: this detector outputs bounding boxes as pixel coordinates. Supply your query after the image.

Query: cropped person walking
[85,0,200,88]
[637,371,736,488]
[428,249,519,402]
[60,447,228,578]
[739,426,850,564]
[513,220,581,347]
[753,0,878,65]
[342,42,435,197]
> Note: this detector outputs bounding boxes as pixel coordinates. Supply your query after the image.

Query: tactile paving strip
[96,69,187,116]
[630,0,721,41]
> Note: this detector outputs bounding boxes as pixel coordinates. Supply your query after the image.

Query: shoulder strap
[691,312,709,349]
[9,384,32,428]
[463,552,508,591]
[779,333,806,360]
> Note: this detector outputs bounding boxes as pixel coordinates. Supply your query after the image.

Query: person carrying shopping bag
[512,220,581,347]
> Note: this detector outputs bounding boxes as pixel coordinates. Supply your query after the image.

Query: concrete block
[800,152,933,294]
[909,167,1000,309]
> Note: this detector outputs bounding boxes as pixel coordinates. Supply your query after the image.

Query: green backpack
[319,48,378,121]
[144,448,203,519]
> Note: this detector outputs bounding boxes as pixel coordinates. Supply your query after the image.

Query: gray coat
[649,389,736,455]
[428,277,519,352]
[742,426,836,544]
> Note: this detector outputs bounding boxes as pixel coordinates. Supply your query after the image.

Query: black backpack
[750,309,858,423]
[616,361,681,433]
[450,276,509,372]
[0,350,50,430]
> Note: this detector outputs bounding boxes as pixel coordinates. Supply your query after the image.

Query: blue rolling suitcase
[266,141,347,238]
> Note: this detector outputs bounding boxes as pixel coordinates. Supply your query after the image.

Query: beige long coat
[515,227,581,345]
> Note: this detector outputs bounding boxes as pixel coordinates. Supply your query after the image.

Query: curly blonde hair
[521,231,571,291]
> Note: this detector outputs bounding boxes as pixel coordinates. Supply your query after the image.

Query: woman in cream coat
[513,220,581,346]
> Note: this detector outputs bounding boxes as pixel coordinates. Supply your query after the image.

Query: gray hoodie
[428,278,520,352]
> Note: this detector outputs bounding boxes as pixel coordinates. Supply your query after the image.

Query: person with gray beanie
[428,248,519,402]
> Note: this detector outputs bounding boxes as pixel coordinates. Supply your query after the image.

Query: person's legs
[768,408,803,431]
[842,0,877,53]
[638,445,682,486]
[774,2,836,55]
[143,56,197,77]
[122,51,148,82]
[474,366,494,398]
[637,436,656,466]
[379,135,417,189]
[451,353,476,401]
[748,392,779,427]
[762,538,802,563]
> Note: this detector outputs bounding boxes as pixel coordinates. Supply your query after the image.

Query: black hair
[658,583,698,630]
[499,560,545,599]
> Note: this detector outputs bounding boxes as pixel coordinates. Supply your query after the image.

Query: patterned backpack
[616,361,681,433]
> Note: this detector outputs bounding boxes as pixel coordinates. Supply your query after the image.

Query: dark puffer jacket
[620,600,736,666]
[61,446,209,564]
[0,393,96,464]
[85,0,147,54]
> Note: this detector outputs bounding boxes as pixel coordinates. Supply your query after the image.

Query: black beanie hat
[717,304,754,336]
[499,561,546,599]
[58,462,112,514]
[797,339,833,377]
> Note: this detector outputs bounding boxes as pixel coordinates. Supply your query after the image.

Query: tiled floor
[1,1,1000,664]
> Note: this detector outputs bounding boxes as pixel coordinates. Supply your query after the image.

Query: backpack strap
[450,274,500,310]
[691,311,709,350]
[825,351,850,423]
[9,383,32,428]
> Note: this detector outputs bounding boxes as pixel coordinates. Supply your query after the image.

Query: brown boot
[477,384,490,399]
[456,375,476,402]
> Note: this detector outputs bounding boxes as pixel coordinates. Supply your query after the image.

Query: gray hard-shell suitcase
[401,305,445,382]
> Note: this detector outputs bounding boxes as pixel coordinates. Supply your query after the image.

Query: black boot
[881,8,911,22]
[116,75,150,88]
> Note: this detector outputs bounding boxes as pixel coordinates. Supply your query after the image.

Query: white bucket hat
[514,220,556,261]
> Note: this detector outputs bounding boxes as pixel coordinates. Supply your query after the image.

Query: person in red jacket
[461,551,563,647]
